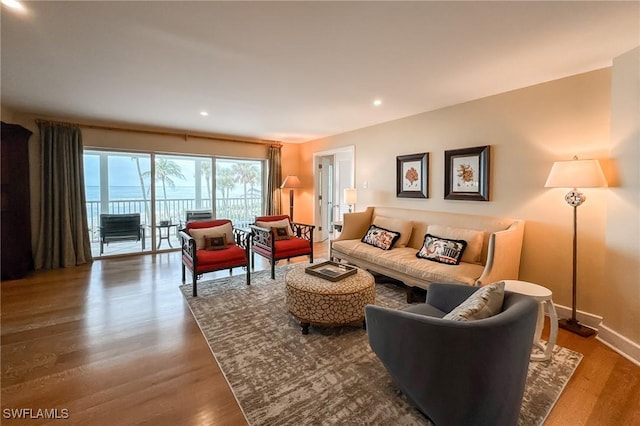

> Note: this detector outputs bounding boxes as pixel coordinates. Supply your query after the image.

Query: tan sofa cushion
[332,240,483,286]
[373,216,413,248]
[426,224,484,264]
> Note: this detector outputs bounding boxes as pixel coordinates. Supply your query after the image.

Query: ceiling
[1,1,638,143]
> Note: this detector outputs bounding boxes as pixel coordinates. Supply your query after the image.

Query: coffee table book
[305,261,357,282]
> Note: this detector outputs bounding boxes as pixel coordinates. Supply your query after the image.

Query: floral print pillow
[361,225,401,250]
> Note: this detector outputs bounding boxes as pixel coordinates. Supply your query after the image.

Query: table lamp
[344,188,357,213]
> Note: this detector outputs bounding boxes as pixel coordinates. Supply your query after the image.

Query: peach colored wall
[300,69,612,326]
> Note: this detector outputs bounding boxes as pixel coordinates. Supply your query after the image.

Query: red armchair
[250,215,315,279]
[179,219,250,297]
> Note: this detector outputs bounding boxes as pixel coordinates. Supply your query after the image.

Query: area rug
[180,264,582,426]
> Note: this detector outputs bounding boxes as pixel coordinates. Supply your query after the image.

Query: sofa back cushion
[426,225,484,264]
[372,215,413,248]
[188,221,234,250]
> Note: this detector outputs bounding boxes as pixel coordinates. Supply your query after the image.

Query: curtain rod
[35,119,282,147]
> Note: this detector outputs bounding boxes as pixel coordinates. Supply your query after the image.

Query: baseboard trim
[550,304,640,366]
[552,303,603,329]
[596,324,640,367]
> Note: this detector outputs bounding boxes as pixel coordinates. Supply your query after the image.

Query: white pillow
[426,225,484,264]
[373,216,413,248]
[256,218,293,236]
[442,281,505,321]
[189,223,234,250]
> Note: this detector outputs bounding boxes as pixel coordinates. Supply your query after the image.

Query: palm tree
[132,156,151,225]
[232,163,259,220]
[199,161,212,207]
[143,158,185,220]
[216,167,236,217]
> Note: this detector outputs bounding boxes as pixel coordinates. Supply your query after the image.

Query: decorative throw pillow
[442,281,506,321]
[256,219,293,236]
[416,234,467,265]
[361,225,401,251]
[427,224,484,264]
[189,223,234,249]
[372,216,413,248]
[205,235,228,250]
[271,226,290,240]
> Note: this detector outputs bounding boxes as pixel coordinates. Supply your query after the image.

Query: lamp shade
[281,175,302,189]
[344,188,357,205]
[544,158,607,189]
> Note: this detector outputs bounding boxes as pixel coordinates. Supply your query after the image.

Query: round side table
[503,280,558,362]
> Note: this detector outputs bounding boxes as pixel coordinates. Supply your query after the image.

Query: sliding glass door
[83,150,264,257]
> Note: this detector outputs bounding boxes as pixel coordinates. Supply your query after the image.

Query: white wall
[604,47,640,345]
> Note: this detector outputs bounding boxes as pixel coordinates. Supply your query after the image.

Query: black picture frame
[444,145,490,201]
[396,153,429,198]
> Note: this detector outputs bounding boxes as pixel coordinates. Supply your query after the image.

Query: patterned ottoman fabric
[285,264,375,333]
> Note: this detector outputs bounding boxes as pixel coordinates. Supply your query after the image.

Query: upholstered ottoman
[285,264,375,334]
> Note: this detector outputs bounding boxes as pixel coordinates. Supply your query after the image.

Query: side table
[504,280,558,362]
[156,223,178,249]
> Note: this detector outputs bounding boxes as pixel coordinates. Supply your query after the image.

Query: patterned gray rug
[180,264,582,426]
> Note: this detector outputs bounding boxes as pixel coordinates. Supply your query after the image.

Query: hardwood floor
[1,241,639,425]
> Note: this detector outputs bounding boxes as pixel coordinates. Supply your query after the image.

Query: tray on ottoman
[305,261,357,282]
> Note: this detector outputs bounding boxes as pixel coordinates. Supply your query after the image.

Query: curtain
[34,121,93,269]
[265,144,282,215]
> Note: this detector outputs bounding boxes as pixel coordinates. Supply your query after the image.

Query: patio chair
[179,219,250,297]
[250,214,315,279]
[99,213,145,255]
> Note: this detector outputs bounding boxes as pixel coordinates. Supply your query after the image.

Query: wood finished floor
[1,241,639,425]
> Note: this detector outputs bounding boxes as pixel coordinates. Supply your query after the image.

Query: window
[83,150,264,257]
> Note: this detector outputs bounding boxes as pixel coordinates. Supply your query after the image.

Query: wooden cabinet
[1,122,33,280]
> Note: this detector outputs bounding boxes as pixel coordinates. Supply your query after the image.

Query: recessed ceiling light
[1,0,24,10]
[373,99,383,107]
[200,111,209,116]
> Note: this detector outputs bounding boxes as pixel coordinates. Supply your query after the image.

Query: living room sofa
[331,206,525,300]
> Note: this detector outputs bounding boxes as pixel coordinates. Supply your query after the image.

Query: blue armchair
[365,283,538,426]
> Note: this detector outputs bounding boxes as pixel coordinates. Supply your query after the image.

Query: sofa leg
[406,286,426,304]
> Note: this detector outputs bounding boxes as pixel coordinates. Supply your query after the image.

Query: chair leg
[181,264,185,283]
[192,270,198,297]
[251,252,255,270]
[271,261,275,280]
[246,265,251,286]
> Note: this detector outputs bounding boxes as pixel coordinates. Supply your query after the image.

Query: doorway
[313,146,355,242]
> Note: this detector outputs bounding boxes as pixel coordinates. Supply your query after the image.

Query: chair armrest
[249,224,273,250]
[179,229,196,261]
[291,221,315,241]
[232,227,251,250]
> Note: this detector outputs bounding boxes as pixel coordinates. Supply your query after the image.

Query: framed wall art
[444,145,490,201]
[396,153,429,198]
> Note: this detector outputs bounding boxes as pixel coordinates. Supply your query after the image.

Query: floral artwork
[444,146,490,201]
[453,156,479,192]
[402,162,421,190]
[396,153,428,198]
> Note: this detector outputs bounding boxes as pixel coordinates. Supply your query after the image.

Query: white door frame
[312,145,355,242]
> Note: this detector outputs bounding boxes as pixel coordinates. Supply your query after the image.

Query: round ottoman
[285,264,375,335]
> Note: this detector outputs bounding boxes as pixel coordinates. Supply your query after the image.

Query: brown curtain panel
[34,121,93,269]
[265,145,282,215]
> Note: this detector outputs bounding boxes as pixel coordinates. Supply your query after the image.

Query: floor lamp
[544,156,607,337]
[281,175,302,220]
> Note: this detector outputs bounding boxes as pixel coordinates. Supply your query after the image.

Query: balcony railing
[86,197,261,243]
